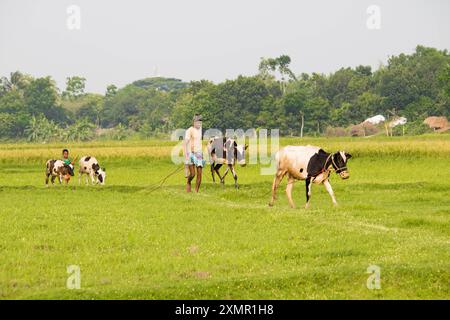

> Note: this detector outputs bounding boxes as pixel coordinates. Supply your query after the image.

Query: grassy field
[0,135,449,299]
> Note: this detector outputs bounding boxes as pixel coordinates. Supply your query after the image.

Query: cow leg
[323,179,337,206]
[58,175,63,184]
[51,175,56,185]
[221,165,230,184]
[269,170,286,206]
[214,164,224,183]
[305,177,312,209]
[231,165,239,189]
[78,171,82,185]
[286,174,295,208]
[90,172,96,185]
[45,173,50,186]
[210,162,216,183]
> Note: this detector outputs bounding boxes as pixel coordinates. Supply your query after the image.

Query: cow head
[92,163,106,185]
[234,143,248,167]
[331,151,352,179]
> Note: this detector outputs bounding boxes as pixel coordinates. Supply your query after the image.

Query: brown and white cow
[78,156,106,185]
[45,159,71,186]
[269,146,352,208]
[207,137,247,189]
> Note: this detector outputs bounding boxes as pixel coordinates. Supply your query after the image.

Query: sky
[1,0,449,93]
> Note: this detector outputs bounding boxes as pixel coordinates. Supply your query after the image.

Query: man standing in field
[184,114,205,192]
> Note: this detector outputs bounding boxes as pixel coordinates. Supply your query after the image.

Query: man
[184,114,205,192]
[62,149,75,177]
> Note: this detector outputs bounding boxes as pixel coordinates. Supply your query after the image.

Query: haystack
[350,122,379,137]
[423,116,449,132]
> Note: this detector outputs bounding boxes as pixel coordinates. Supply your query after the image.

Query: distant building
[364,115,385,125]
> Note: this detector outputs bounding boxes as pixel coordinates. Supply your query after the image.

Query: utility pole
[300,111,304,138]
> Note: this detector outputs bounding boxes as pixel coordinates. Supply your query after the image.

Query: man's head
[62,149,69,159]
[193,114,202,129]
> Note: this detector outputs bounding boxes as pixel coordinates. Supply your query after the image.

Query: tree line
[0,45,448,142]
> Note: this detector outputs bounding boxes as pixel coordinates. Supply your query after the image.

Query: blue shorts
[186,152,205,167]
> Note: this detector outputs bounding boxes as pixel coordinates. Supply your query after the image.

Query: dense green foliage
[0,46,448,141]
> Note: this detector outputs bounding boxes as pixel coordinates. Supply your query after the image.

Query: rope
[146,164,185,193]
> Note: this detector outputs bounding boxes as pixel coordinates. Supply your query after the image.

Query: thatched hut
[423,116,449,132]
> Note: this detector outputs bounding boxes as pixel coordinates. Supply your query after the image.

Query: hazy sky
[1,0,449,93]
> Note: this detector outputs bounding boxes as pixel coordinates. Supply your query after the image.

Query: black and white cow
[269,146,352,208]
[45,159,71,185]
[78,156,106,185]
[207,137,248,189]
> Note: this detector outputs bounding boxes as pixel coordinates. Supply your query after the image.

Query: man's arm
[183,129,191,161]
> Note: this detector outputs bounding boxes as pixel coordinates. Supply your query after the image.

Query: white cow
[389,116,407,128]
[78,156,106,185]
[269,146,352,208]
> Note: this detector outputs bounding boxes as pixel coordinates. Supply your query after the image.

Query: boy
[62,149,75,177]
[184,114,205,192]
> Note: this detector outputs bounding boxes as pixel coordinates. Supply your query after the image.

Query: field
[0,135,449,299]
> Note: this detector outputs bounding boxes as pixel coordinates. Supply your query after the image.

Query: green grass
[0,136,449,299]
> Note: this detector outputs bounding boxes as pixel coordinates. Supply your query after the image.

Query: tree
[0,89,26,113]
[0,71,31,95]
[171,81,219,129]
[259,55,297,93]
[25,115,61,142]
[75,94,104,128]
[63,76,86,100]
[0,113,16,139]
[63,118,95,142]
[132,77,188,92]
[24,77,67,122]
[105,84,117,98]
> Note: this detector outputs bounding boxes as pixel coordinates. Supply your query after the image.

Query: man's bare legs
[195,167,202,192]
[187,165,203,193]
[186,164,195,192]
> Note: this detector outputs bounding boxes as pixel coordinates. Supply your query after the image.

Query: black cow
[207,137,248,189]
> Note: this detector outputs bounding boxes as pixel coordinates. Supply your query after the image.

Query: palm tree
[25,116,40,142]
[25,115,60,142]
[0,71,30,94]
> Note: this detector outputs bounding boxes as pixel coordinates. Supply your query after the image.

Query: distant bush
[325,126,348,137]
[96,123,133,141]
[393,120,432,136]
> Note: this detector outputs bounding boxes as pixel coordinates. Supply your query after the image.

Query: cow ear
[345,153,352,159]
[245,144,248,150]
